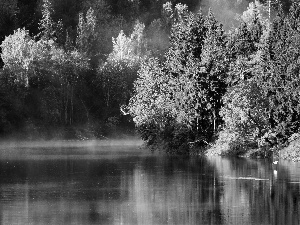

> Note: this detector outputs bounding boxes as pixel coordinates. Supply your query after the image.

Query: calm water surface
[0,140,300,225]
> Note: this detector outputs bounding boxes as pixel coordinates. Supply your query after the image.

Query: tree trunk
[213,109,216,134]
[70,85,73,125]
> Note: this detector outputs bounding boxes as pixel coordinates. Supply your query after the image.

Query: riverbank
[279,139,300,161]
[205,137,300,162]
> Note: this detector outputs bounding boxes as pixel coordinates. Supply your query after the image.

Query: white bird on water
[273,161,278,165]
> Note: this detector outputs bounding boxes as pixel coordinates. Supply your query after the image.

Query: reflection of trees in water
[3,154,300,224]
[0,157,138,224]
[118,156,224,225]
[2,156,223,224]
[268,162,300,225]
[209,157,300,225]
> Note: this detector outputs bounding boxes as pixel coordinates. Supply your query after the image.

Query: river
[0,140,300,225]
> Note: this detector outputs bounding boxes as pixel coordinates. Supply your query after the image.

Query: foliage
[200,9,227,133]
[128,5,227,153]
[108,20,147,64]
[83,0,111,23]
[220,79,270,143]
[0,28,36,86]
[39,0,55,40]
[259,3,300,144]
[96,20,148,128]
[128,58,172,127]
[0,10,89,129]
[76,7,97,55]
[163,7,207,132]
[98,60,139,116]
[238,0,269,27]
[209,2,300,157]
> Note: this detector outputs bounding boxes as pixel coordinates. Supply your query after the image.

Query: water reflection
[1,144,300,224]
[208,157,300,225]
[122,157,224,225]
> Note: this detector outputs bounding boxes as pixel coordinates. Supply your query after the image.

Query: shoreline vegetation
[1,1,300,162]
[126,2,300,162]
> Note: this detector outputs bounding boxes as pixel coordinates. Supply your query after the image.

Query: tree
[0,28,36,86]
[288,2,300,30]
[1,19,90,125]
[82,0,129,61]
[98,20,147,121]
[76,7,97,57]
[128,5,228,150]
[211,1,271,153]
[259,3,300,143]
[220,79,270,143]
[200,10,227,134]
[163,7,228,140]
[48,47,89,125]
[107,20,147,63]
[128,57,182,147]
[39,0,55,40]
[83,0,111,23]
[165,5,206,68]
[98,60,139,116]
[239,0,269,27]
[127,58,169,127]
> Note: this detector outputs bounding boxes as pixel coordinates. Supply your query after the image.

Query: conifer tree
[39,0,55,40]
[76,7,97,56]
[128,5,228,147]
[215,2,269,151]
[262,4,300,143]
[201,10,227,134]
[288,2,300,30]
[163,7,209,134]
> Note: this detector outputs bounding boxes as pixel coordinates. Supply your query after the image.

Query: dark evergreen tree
[200,10,227,135]
[128,6,228,151]
[263,4,300,143]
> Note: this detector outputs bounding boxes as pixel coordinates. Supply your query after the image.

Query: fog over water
[0,139,145,160]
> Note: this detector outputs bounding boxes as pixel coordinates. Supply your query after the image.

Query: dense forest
[0,0,299,157]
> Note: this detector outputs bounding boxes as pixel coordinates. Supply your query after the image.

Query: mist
[198,0,243,29]
[194,0,286,31]
[0,138,145,161]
